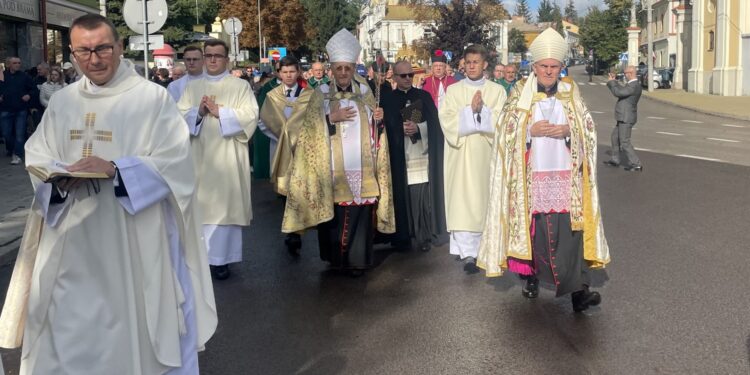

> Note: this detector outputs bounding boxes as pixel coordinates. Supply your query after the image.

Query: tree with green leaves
[537,0,554,22]
[564,0,578,22]
[425,0,503,62]
[107,0,219,52]
[508,28,527,54]
[515,0,532,22]
[579,5,628,67]
[301,0,362,56]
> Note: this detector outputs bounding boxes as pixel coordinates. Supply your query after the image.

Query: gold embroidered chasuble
[477,76,610,277]
[281,77,395,234]
[259,84,314,195]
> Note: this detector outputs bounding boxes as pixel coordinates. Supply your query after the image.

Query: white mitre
[529,28,568,63]
[326,28,361,63]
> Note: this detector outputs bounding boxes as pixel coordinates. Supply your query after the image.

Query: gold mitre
[326,28,361,64]
[529,28,568,63]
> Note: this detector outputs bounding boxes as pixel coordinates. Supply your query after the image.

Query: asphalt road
[1,70,749,374]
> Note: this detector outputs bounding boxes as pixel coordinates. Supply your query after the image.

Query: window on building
[708,30,715,51]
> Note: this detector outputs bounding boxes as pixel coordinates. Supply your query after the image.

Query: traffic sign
[223,17,243,36]
[129,34,164,50]
[123,0,168,35]
[271,51,281,61]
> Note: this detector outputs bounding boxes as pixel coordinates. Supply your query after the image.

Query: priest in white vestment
[439,44,507,272]
[178,39,259,280]
[0,15,217,374]
[168,46,205,102]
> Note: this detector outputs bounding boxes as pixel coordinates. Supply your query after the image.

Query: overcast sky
[504,0,605,19]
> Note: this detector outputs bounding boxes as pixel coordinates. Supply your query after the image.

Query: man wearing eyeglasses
[0,14,217,373]
[439,44,506,274]
[381,61,447,252]
[167,45,205,102]
[422,50,457,110]
[281,29,394,277]
[178,39,259,281]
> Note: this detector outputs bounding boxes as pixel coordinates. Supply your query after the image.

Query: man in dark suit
[605,65,643,171]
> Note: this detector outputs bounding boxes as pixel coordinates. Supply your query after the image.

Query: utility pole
[258,0,262,63]
[646,0,654,92]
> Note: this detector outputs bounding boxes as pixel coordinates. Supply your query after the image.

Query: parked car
[639,67,674,89]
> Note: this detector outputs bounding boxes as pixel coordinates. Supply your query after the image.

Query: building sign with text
[46,2,87,28]
[0,0,39,22]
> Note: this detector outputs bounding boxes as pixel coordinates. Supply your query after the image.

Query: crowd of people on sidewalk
[0,15,616,374]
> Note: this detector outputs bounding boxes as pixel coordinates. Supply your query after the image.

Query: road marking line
[635,147,653,152]
[676,154,722,162]
[578,81,587,85]
[591,111,605,114]
[647,116,666,120]
[599,82,607,85]
[680,120,703,124]
[588,83,597,86]
[707,137,740,143]
[656,131,683,136]
[721,124,745,128]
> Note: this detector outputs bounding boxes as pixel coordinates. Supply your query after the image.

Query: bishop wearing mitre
[281,29,395,277]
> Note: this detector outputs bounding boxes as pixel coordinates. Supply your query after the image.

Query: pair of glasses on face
[398,73,415,79]
[71,44,115,61]
[203,54,225,60]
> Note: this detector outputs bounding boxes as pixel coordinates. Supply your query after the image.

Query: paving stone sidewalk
[644,89,750,121]
[0,153,34,267]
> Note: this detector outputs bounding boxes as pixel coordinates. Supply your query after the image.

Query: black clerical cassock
[381,86,448,250]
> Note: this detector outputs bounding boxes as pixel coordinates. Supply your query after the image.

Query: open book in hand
[27,161,109,183]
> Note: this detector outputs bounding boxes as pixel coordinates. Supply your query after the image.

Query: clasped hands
[403,120,418,137]
[471,90,484,114]
[198,95,220,118]
[56,156,116,192]
[530,120,570,139]
[329,106,383,123]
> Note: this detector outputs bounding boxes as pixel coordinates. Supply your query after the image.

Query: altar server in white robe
[168,45,205,102]
[0,15,217,374]
[439,44,507,273]
[178,39,259,280]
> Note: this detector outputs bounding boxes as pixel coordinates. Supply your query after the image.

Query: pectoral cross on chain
[69,113,112,158]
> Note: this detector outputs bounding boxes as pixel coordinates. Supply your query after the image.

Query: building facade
[639,0,678,68]
[686,0,748,96]
[1,0,100,68]
[357,0,510,65]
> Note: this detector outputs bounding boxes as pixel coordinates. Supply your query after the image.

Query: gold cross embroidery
[69,113,112,158]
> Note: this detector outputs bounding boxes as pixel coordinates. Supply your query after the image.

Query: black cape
[380,87,448,247]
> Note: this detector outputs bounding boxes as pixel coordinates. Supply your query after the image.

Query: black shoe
[463,257,479,274]
[521,277,539,298]
[623,164,643,172]
[210,265,231,280]
[571,286,601,312]
[285,233,302,256]
[603,160,619,167]
[419,241,431,252]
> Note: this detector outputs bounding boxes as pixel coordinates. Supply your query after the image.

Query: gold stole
[261,85,314,195]
[328,84,380,203]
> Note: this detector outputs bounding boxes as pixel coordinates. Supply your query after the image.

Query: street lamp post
[646,0,654,92]
[258,0,262,63]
